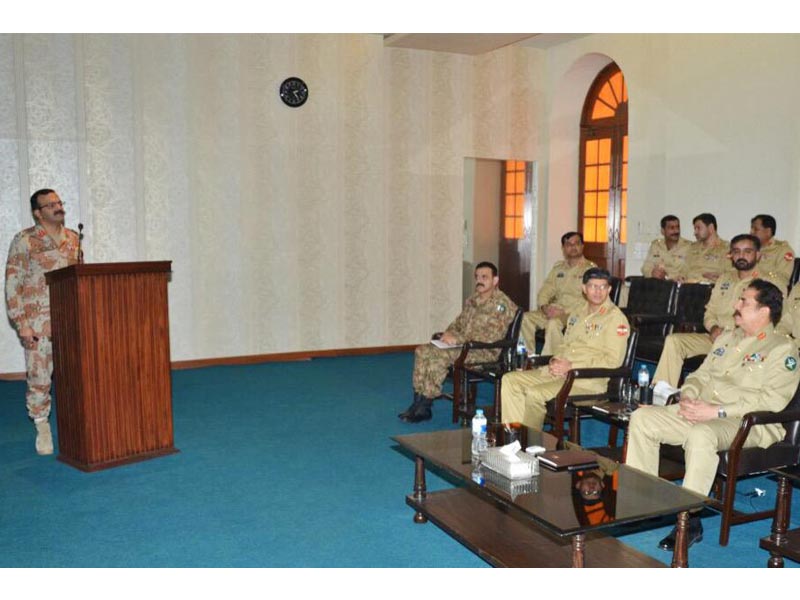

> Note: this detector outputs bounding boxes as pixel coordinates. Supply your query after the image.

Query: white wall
[0,33,543,373]
[541,34,800,278]
[5,33,796,374]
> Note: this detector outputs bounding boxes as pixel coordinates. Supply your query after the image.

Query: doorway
[463,158,535,311]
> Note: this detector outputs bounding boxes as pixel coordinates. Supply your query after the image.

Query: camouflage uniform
[679,237,730,283]
[628,326,800,496]
[521,257,596,354]
[641,237,691,279]
[652,269,781,387]
[502,297,630,431]
[757,239,795,292]
[412,289,517,398]
[5,224,80,421]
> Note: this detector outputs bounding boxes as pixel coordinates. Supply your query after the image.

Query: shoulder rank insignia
[786,357,798,371]
[721,282,731,290]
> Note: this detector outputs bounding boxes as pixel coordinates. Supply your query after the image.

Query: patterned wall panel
[0,34,540,373]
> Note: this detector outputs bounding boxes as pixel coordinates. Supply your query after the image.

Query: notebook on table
[537,449,599,472]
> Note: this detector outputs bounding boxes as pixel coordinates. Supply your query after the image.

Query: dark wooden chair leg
[413,455,428,524]
[571,411,582,445]
[719,478,736,546]
[493,381,502,423]
[608,424,619,448]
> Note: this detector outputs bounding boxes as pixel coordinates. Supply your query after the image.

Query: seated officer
[627,279,800,551]
[520,232,596,355]
[398,261,517,423]
[641,214,691,280]
[502,267,630,431]
[750,214,795,292]
[679,213,729,283]
[652,234,781,387]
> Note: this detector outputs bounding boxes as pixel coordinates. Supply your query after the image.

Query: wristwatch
[717,407,727,419]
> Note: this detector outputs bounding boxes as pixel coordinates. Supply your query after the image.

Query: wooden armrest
[675,322,705,334]
[453,338,513,368]
[569,367,630,379]
[529,355,552,367]
[741,409,800,428]
[725,409,800,482]
[463,339,515,351]
[626,312,675,327]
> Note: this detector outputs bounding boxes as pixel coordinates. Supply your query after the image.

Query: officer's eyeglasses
[38,200,64,210]
[585,283,609,291]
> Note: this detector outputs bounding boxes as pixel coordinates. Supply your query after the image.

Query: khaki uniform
[521,257,596,355]
[5,224,80,421]
[502,298,630,430]
[627,326,800,496]
[412,289,517,398]
[641,237,692,279]
[776,284,800,344]
[680,237,730,283]
[652,269,780,387]
[757,239,795,292]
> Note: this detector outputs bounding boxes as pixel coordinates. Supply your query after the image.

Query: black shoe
[398,394,423,420]
[400,396,434,423]
[658,517,703,552]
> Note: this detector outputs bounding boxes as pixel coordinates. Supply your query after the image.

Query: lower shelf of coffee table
[406,487,666,568]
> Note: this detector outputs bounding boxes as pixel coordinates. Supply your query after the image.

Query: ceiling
[383,33,589,55]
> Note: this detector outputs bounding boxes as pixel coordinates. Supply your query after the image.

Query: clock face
[279,77,308,107]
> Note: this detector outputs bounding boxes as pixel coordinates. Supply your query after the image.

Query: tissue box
[481,447,539,479]
[481,467,539,496]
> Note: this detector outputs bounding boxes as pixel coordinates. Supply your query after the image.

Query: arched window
[578,63,628,276]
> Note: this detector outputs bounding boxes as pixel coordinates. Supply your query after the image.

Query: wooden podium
[45,261,178,471]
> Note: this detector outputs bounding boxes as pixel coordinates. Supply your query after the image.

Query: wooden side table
[760,465,800,567]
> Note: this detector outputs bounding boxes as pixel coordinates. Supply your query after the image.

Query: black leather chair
[623,276,679,338]
[450,308,525,424]
[535,330,640,444]
[659,382,800,546]
[635,282,713,367]
[790,257,800,292]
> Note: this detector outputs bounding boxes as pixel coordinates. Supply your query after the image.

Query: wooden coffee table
[393,428,709,568]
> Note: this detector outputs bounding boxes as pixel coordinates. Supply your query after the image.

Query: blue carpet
[0,352,796,568]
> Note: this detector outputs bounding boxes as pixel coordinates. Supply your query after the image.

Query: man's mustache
[733,310,741,318]
[54,210,65,216]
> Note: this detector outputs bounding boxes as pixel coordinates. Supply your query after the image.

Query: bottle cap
[475,409,484,416]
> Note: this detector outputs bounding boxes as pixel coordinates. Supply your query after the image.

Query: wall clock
[279,77,309,107]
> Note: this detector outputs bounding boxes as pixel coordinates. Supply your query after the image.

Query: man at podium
[5,189,80,455]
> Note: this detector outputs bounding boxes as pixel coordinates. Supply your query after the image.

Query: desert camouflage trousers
[412,343,499,399]
[24,336,53,422]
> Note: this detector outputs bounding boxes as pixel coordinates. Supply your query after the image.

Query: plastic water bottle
[637,365,651,405]
[515,337,527,371]
[471,409,488,462]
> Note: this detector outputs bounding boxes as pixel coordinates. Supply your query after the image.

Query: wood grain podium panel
[47,262,178,471]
